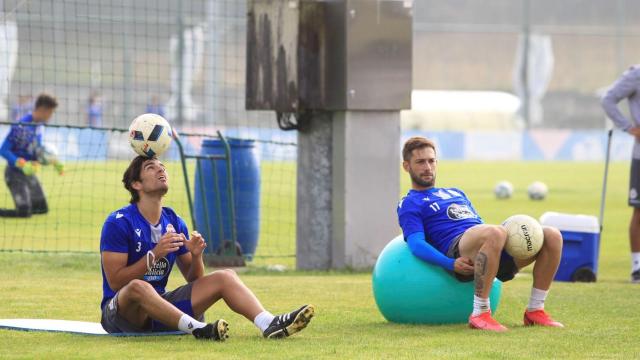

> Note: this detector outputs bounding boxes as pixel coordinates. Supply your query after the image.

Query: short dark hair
[122,156,150,204]
[34,93,58,109]
[402,137,436,161]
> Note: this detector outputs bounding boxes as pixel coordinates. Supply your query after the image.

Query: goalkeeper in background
[0,93,63,217]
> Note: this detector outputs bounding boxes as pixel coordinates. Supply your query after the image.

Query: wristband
[146,250,156,271]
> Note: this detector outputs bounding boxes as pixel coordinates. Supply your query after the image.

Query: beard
[410,169,435,188]
[145,183,169,197]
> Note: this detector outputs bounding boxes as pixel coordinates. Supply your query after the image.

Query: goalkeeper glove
[53,161,65,175]
[16,158,40,176]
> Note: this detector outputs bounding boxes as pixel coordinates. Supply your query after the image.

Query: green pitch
[1,161,639,358]
[0,161,297,263]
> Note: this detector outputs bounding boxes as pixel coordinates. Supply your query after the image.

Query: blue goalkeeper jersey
[397,187,483,254]
[0,114,43,167]
[100,204,189,309]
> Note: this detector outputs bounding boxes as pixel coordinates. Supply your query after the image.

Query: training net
[0,1,296,265]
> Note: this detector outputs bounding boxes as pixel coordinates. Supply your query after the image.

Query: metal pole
[599,129,613,235]
[218,130,237,244]
[210,157,226,244]
[196,158,214,250]
[174,135,196,230]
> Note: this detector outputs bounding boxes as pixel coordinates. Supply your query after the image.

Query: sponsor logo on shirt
[135,228,142,237]
[446,203,477,220]
[144,257,170,282]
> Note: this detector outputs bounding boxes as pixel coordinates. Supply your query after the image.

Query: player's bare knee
[208,269,235,285]
[482,226,507,250]
[125,279,154,300]
[543,227,563,253]
[222,268,238,278]
[221,269,240,284]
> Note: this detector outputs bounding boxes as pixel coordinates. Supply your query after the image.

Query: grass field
[1,161,640,359]
[0,161,297,264]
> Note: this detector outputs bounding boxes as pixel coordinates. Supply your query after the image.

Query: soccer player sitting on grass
[0,93,64,218]
[100,155,314,340]
[397,137,564,332]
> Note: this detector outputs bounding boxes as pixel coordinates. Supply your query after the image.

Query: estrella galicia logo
[447,203,477,220]
[144,257,170,282]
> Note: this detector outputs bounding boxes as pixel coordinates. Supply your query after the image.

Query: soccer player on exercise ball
[100,155,314,339]
[397,137,564,332]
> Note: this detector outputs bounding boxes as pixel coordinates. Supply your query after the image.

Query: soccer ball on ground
[128,113,173,158]
[502,214,544,260]
[527,181,548,200]
[494,181,514,199]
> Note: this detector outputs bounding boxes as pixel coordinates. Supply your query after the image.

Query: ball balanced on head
[128,113,173,158]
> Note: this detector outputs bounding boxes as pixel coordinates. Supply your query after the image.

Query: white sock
[253,311,275,332]
[632,252,640,272]
[178,314,207,334]
[472,295,490,316]
[527,288,549,311]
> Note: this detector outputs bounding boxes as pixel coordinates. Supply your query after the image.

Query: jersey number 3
[136,242,142,252]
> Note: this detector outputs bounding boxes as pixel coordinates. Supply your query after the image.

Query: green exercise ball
[372,236,502,324]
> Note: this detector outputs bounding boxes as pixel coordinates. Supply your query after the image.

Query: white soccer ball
[502,214,544,260]
[494,181,514,199]
[36,143,58,165]
[527,181,548,200]
[128,113,173,158]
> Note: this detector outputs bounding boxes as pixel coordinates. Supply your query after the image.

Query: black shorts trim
[445,232,519,283]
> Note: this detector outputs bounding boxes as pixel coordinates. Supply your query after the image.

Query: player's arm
[177,231,206,282]
[0,134,19,166]
[397,200,455,269]
[406,232,454,271]
[601,69,639,132]
[407,232,474,275]
[101,251,150,291]
[101,228,184,291]
[398,200,474,275]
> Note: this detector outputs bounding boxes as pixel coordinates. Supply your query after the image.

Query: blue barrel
[194,139,260,259]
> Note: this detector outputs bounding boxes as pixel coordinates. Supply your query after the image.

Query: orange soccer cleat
[468,311,508,332]
[523,309,564,328]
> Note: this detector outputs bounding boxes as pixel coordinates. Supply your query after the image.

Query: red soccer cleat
[523,309,564,328]
[468,311,508,332]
